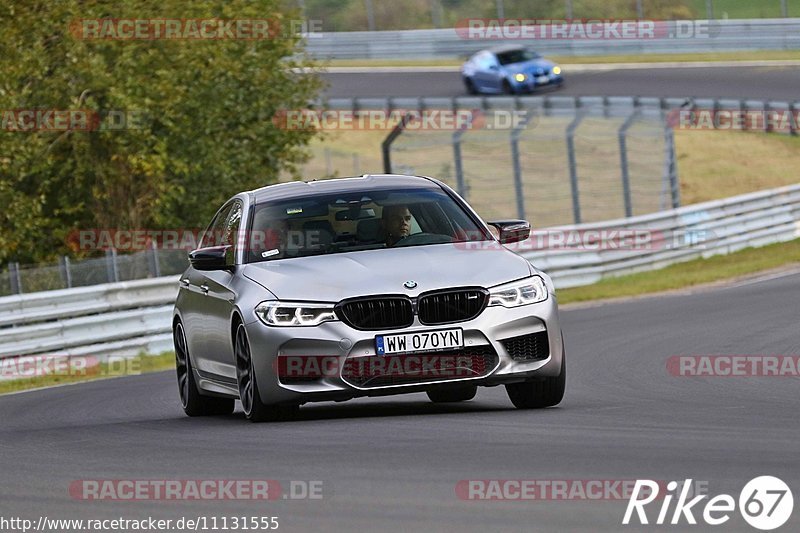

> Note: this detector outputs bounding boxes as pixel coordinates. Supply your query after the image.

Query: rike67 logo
[623,476,793,530]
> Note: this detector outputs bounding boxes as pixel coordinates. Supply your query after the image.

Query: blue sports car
[461,45,564,95]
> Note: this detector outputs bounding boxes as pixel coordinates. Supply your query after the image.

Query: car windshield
[246,186,491,263]
[496,48,540,65]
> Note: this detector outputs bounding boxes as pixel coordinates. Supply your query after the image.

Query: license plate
[376,328,463,356]
[536,75,550,84]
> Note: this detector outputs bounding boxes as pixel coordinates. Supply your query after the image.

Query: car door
[473,52,503,93]
[198,199,243,381]
[182,202,232,373]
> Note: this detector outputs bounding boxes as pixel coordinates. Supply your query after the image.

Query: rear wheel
[505,344,566,409]
[174,322,234,417]
[235,324,298,422]
[427,385,477,403]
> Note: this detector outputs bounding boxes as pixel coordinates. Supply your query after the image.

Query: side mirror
[488,220,530,244]
[189,245,233,271]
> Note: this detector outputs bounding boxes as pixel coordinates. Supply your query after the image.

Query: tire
[505,343,566,409]
[502,79,515,95]
[174,322,235,417]
[235,324,298,423]
[464,77,478,95]
[427,385,477,403]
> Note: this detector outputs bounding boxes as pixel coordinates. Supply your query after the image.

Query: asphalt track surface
[323,65,800,100]
[2,271,799,532]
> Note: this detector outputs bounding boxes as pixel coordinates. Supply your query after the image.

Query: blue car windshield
[496,49,540,65]
[245,187,492,263]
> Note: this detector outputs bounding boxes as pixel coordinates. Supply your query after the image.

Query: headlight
[552,66,562,75]
[513,73,527,82]
[488,276,548,307]
[255,301,337,327]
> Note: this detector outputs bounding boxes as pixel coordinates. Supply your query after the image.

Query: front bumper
[243,295,564,405]
[513,74,564,92]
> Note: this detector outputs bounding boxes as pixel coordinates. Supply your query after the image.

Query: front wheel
[505,345,566,409]
[464,77,478,95]
[174,322,234,417]
[235,324,298,422]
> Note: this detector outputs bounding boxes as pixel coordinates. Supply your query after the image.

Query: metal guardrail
[0,276,178,360]
[305,18,800,59]
[1,183,799,360]
[528,184,800,288]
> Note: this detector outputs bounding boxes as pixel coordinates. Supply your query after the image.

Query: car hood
[503,58,555,75]
[242,243,532,302]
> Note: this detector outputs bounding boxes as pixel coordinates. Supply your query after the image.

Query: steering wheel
[392,233,454,247]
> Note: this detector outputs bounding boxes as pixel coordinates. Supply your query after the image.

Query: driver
[382,204,412,247]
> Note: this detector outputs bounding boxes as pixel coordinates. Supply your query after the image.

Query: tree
[0,0,323,263]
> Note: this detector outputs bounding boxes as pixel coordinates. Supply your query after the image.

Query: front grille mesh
[342,346,498,388]
[501,331,550,361]
[418,288,488,325]
[336,297,413,331]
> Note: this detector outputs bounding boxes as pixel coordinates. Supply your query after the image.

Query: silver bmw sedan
[173,174,566,422]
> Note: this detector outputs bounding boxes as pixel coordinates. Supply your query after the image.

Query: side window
[477,52,497,69]
[221,201,243,265]
[199,203,232,249]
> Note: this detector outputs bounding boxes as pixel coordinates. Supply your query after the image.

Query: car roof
[247,174,441,204]
[485,44,529,55]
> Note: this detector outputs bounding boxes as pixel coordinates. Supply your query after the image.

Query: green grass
[557,238,800,304]
[325,50,800,68]
[0,352,175,395]
[687,0,798,19]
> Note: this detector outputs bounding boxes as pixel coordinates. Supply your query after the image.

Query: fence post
[636,0,643,18]
[430,0,442,28]
[364,0,375,31]
[147,241,161,278]
[618,109,639,218]
[324,148,333,176]
[9,262,22,294]
[105,248,119,283]
[510,110,536,220]
[706,0,713,19]
[664,125,681,209]
[452,127,468,199]
[382,113,413,173]
[566,110,585,224]
[59,256,73,288]
[781,0,788,17]
[565,0,573,19]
